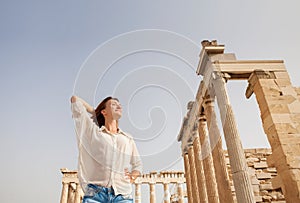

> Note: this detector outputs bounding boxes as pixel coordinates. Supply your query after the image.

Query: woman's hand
[70,95,77,103]
[124,168,140,183]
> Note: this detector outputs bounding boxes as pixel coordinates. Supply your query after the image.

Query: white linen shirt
[71,100,142,195]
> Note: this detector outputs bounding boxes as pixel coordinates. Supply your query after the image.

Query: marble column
[149,183,156,203]
[60,182,69,203]
[198,115,219,203]
[74,183,81,203]
[177,183,184,203]
[163,183,171,203]
[135,183,141,203]
[188,146,201,203]
[212,72,255,203]
[67,184,75,203]
[183,153,194,203]
[193,136,208,203]
[204,98,234,203]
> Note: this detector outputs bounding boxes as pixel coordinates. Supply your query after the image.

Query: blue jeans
[82,184,133,203]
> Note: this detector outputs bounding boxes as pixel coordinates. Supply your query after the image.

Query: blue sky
[1,1,300,202]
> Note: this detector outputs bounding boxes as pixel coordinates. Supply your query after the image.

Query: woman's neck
[105,119,118,134]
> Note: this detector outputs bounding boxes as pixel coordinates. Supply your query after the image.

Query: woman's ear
[101,109,106,116]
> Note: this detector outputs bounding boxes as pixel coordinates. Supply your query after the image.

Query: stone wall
[225,148,286,203]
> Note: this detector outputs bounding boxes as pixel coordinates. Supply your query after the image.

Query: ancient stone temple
[60,40,300,202]
[60,169,186,203]
[177,40,300,203]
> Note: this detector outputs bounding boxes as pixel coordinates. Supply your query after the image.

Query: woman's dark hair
[94,96,119,127]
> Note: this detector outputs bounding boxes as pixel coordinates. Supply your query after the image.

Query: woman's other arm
[124,168,141,183]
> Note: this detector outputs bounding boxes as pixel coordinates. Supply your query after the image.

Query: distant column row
[60,168,187,203]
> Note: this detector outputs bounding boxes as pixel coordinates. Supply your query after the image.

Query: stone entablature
[135,171,185,184]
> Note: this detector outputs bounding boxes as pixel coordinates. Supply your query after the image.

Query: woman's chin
[113,113,122,120]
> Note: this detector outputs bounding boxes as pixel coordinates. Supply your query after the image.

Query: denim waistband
[87,184,114,194]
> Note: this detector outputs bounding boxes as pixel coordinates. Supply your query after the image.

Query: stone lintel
[215,60,285,75]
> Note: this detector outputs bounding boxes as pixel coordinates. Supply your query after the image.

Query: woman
[71,95,142,203]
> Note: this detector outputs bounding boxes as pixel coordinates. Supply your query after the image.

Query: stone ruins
[60,148,289,203]
[60,169,186,203]
[61,41,300,202]
[177,40,300,203]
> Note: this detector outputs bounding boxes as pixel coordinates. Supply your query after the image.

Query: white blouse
[71,100,142,195]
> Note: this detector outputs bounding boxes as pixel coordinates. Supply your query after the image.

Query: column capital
[187,101,195,110]
[203,96,215,108]
[245,70,276,98]
[212,71,231,81]
[198,114,206,122]
[182,143,193,155]
[248,70,275,86]
[191,122,199,140]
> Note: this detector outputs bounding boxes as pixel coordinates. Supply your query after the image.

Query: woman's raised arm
[71,95,96,115]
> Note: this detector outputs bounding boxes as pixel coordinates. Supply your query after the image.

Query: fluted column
[193,136,208,202]
[74,183,81,203]
[60,182,69,203]
[67,184,75,203]
[177,183,184,203]
[163,183,171,203]
[212,72,255,203]
[135,183,141,203]
[183,153,194,203]
[198,115,219,203]
[149,183,156,203]
[204,98,234,203]
[188,146,201,203]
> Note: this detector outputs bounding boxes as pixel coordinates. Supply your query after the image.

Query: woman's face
[102,99,122,120]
